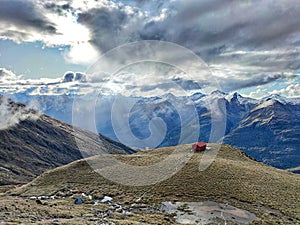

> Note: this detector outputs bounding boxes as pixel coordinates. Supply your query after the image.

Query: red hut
[192,142,207,151]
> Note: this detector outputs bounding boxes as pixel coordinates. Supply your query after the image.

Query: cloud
[76,1,145,52]
[0,95,41,130]
[0,67,299,98]
[68,0,300,92]
[217,72,298,92]
[62,71,87,83]
[63,42,100,65]
[74,0,300,59]
[0,0,56,42]
[0,68,93,96]
[269,84,300,98]
[0,0,96,64]
[0,0,299,94]
[0,68,18,82]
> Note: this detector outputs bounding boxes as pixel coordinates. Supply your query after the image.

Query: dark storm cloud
[43,2,73,16]
[138,78,204,92]
[0,0,56,34]
[78,0,300,64]
[73,0,300,92]
[220,73,298,92]
[77,3,142,52]
[1,0,299,94]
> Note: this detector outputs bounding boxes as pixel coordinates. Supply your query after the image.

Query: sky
[0,0,299,98]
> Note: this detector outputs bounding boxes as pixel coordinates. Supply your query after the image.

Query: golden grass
[2,144,300,224]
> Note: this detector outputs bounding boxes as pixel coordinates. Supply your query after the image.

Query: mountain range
[2,90,300,172]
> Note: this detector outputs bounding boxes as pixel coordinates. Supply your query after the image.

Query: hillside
[3,144,299,224]
[224,98,300,170]
[0,95,135,185]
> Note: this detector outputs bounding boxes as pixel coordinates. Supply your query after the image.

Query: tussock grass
[3,144,300,224]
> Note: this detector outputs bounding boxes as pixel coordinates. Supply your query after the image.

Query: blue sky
[0,40,86,79]
[0,0,299,98]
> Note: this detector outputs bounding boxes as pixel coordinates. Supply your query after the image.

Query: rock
[164,217,170,221]
[101,196,113,203]
[74,196,83,204]
[35,199,43,205]
[115,208,123,213]
[94,200,99,206]
[122,210,133,216]
[105,210,114,218]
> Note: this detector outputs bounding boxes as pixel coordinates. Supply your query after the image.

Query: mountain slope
[8,144,300,224]
[224,98,300,170]
[4,91,300,172]
[0,95,135,185]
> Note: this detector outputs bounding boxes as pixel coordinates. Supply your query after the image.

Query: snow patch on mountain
[252,94,300,111]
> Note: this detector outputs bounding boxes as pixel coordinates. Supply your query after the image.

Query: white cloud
[269,84,300,98]
[0,0,299,94]
[0,96,41,130]
[0,68,18,82]
[64,42,100,65]
[248,89,269,99]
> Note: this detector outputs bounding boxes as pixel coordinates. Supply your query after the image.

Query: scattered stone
[74,196,83,204]
[35,199,42,205]
[94,200,99,206]
[122,210,134,216]
[105,210,114,218]
[40,196,49,200]
[164,217,170,221]
[115,208,123,213]
[101,196,113,203]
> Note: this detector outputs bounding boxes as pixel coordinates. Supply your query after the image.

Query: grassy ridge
[6,144,300,224]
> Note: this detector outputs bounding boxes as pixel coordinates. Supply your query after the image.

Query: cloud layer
[0,0,299,95]
[0,68,299,98]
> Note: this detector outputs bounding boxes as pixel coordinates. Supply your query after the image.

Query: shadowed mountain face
[224,99,300,170]
[0,95,135,185]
